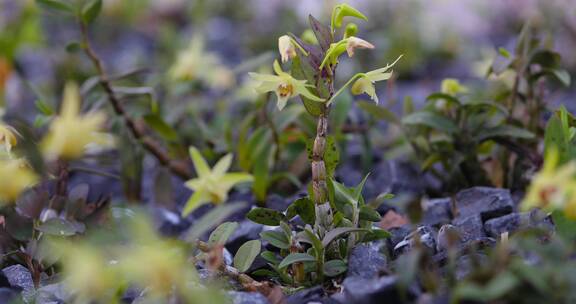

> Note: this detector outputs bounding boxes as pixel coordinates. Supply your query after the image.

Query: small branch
[69,166,121,180]
[196,241,262,289]
[78,21,191,180]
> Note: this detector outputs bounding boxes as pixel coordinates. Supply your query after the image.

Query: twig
[78,21,192,180]
[69,166,121,180]
[196,240,262,289]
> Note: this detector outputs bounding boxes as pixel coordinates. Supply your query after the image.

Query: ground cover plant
[0,0,576,303]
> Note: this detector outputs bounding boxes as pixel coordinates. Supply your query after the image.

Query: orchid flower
[249,60,324,110]
[183,147,253,216]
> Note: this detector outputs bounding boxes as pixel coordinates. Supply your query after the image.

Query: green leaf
[498,47,511,58]
[65,42,81,53]
[324,259,347,277]
[426,92,461,107]
[208,222,238,245]
[36,0,74,13]
[454,271,519,301]
[246,208,285,226]
[359,205,381,222]
[291,55,323,116]
[143,114,179,141]
[36,218,85,236]
[278,253,316,269]
[552,210,576,241]
[35,99,54,116]
[185,203,246,242]
[260,230,290,249]
[362,229,392,242]
[253,145,272,202]
[478,125,535,142]
[402,111,458,134]
[357,101,399,124]
[81,0,103,24]
[304,228,323,256]
[286,197,315,225]
[234,240,261,273]
[322,227,367,247]
[260,251,280,265]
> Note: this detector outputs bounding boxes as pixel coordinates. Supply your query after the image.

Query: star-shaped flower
[183,147,253,216]
[42,82,108,160]
[249,60,324,110]
[0,158,38,203]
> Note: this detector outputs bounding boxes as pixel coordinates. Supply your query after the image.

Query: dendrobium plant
[243,3,401,284]
[183,147,253,216]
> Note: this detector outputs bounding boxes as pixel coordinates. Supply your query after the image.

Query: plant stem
[78,21,191,180]
[312,108,333,237]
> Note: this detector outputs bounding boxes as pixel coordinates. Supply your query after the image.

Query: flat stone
[484,210,554,238]
[422,198,452,227]
[453,215,485,244]
[455,187,514,221]
[347,241,388,279]
[228,291,269,304]
[2,265,34,291]
[342,276,418,304]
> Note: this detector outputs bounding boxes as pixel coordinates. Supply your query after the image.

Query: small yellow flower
[522,149,576,219]
[58,243,118,302]
[42,82,107,160]
[441,78,468,96]
[278,35,297,63]
[183,147,253,216]
[249,60,324,110]
[350,55,402,103]
[0,123,18,154]
[0,158,38,203]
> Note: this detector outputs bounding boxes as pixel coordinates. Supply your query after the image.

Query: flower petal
[189,147,211,178]
[182,190,209,216]
[213,153,233,176]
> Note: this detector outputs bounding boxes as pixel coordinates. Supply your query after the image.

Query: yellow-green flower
[441,78,468,96]
[522,149,576,218]
[42,82,107,160]
[350,55,402,103]
[169,35,235,90]
[183,147,253,216]
[249,60,324,110]
[0,158,38,203]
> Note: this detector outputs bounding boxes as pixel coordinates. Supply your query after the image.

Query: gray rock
[453,215,485,243]
[2,264,34,291]
[342,276,418,304]
[347,241,388,279]
[484,209,554,238]
[394,226,436,256]
[35,283,69,303]
[0,288,18,304]
[228,291,269,304]
[422,198,452,227]
[455,187,514,221]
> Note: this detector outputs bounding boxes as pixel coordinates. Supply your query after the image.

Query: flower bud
[278,35,296,63]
